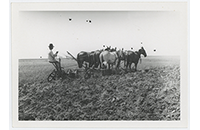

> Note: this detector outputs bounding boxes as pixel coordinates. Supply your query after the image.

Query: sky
[18,10,183,59]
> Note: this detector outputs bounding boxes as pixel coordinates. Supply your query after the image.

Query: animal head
[105,46,111,51]
[77,53,83,68]
[110,47,117,52]
[104,46,117,52]
[117,49,125,58]
[77,60,83,68]
[139,47,147,57]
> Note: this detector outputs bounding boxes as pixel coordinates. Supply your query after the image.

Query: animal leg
[99,54,103,69]
[110,64,113,69]
[85,62,88,69]
[129,63,132,71]
[135,63,138,71]
[124,57,128,69]
[123,60,126,68]
[117,59,120,68]
[126,61,129,70]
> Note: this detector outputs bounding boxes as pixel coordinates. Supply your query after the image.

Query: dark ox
[125,47,147,71]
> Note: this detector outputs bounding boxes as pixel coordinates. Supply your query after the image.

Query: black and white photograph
[11,2,189,128]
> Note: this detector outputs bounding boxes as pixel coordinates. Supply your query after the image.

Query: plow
[47,51,94,82]
[47,49,130,82]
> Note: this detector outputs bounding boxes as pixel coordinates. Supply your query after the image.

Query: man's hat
[49,43,54,47]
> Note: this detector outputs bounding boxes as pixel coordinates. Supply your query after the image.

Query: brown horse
[93,49,103,68]
[116,49,126,68]
[77,51,97,68]
[77,50,103,69]
[77,51,90,68]
[88,51,96,68]
[125,47,147,71]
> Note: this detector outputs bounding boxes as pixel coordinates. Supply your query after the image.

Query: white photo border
[10,1,189,129]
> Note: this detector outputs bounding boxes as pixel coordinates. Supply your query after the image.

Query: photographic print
[11,2,188,128]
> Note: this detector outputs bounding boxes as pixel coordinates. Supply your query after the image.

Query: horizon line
[18,55,180,60]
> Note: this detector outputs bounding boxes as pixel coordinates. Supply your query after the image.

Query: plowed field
[18,56,180,120]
